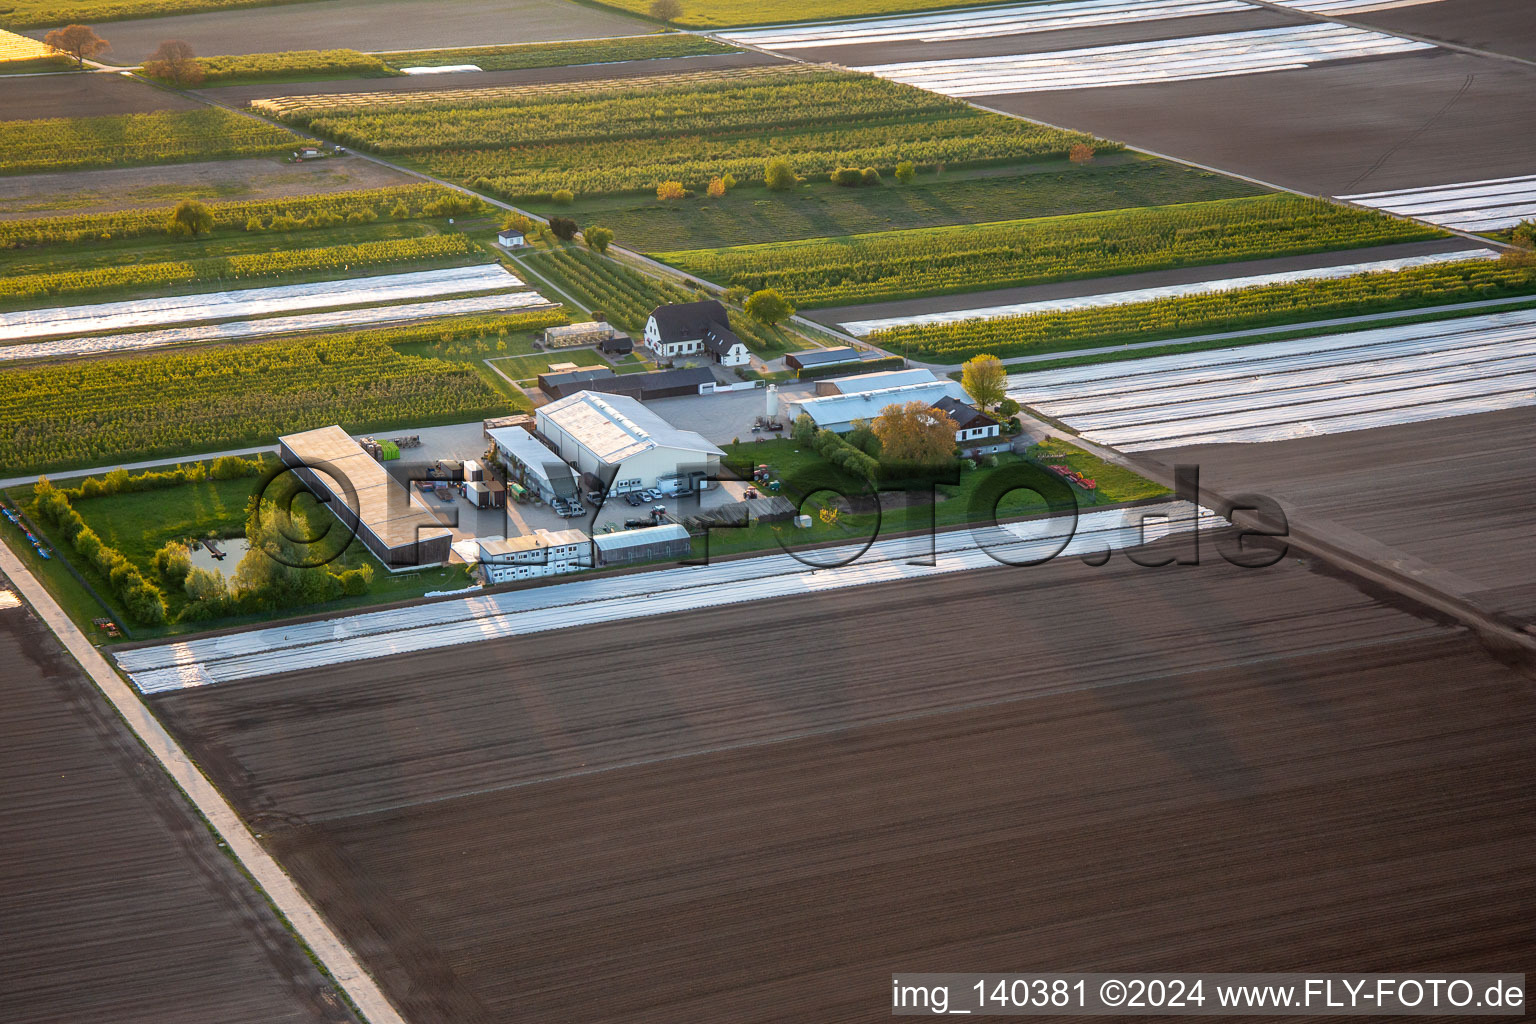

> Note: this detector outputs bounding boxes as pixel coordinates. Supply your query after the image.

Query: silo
[766,384,780,420]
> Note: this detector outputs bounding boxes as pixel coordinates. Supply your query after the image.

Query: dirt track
[153,547,1536,1023]
[0,572,353,1024]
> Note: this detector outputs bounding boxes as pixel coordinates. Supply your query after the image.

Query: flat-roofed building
[476,529,590,583]
[786,380,967,434]
[278,425,452,569]
[814,367,938,396]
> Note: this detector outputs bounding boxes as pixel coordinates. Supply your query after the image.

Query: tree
[656,180,686,200]
[706,176,727,198]
[872,401,959,465]
[184,566,228,602]
[547,216,578,240]
[764,157,796,191]
[792,412,816,442]
[501,212,534,235]
[1069,142,1095,165]
[166,199,214,238]
[745,288,793,325]
[44,24,109,68]
[143,39,203,86]
[650,0,683,20]
[894,160,916,184]
[583,225,614,253]
[996,396,1021,419]
[961,353,1007,411]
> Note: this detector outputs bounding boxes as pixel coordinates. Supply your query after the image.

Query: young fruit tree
[44,24,109,68]
[764,157,797,191]
[961,353,1007,410]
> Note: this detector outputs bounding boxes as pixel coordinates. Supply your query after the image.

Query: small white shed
[497,230,527,248]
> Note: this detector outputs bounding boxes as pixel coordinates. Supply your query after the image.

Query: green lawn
[559,157,1261,252]
[7,469,479,641]
[706,438,1168,558]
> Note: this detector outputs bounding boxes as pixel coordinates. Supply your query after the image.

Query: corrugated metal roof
[828,368,938,392]
[486,426,574,491]
[538,392,725,464]
[794,380,967,425]
[592,523,691,551]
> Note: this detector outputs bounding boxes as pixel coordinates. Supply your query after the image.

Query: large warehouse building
[278,425,453,568]
[536,392,724,496]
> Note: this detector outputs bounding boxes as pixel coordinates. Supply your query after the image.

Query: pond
[186,536,250,576]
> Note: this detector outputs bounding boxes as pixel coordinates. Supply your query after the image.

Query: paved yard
[646,385,815,445]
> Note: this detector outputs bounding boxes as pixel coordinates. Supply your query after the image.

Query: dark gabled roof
[599,334,634,353]
[537,366,615,393]
[933,396,999,430]
[702,322,744,356]
[545,366,714,401]
[786,346,862,369]
[649,300,731,343]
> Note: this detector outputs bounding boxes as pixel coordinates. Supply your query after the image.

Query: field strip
[0,544,410,1024]
[1339,174,1536,231]
[0,290,554,362]
[838,248,1494,335]
[853,23,1433,95]
[250,63,820,115]
[719,0,1252,49]
[1265,0,1449,14]
[0,265,521,344]
[116,503,1218,693]
[1010,307,1536,449]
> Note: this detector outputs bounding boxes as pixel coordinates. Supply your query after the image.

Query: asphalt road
[0,570,354,1024]
[152,545,1536,1022]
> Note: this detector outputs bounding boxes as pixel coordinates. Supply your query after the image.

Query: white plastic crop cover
[1267,0,1450,14]
[854,23,1432,96]
[117,501,1217,692]
[0,264,522,344]
[1339,174,1536,232]
[1008,307,1536,450]
[721,0,1251,49]
[399,64,482,74]
[0,290,554,362]
[839,248,1496,336]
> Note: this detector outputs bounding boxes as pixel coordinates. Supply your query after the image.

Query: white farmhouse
[643,300,749,366]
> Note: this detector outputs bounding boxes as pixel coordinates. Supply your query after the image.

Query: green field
[376,34,737,72]
[564,158,1263,252]
[274,66,1107,200]
[659,195,1444,307]
[144,48,395,86]
[0,107,300,174]
[0,311,566,476]
[0,0,315,28]
[871,254,1536,361]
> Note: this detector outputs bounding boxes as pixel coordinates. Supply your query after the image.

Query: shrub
[551,188,574,205]
[166,199,214,238]
[706,176,727,198]
[338,563,374,596]
[1069,142,1095,164]
[656,180,687,200]
[152,541,193,584]
[792,413,816,442]
[894,160,915,184]
[765,157,797,191]
[861,166,880,185]
[548,215,578,240]
[830,167,863,187]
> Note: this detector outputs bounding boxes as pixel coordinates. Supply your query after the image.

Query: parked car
[624,493,643,507]
[587,490,605,505]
